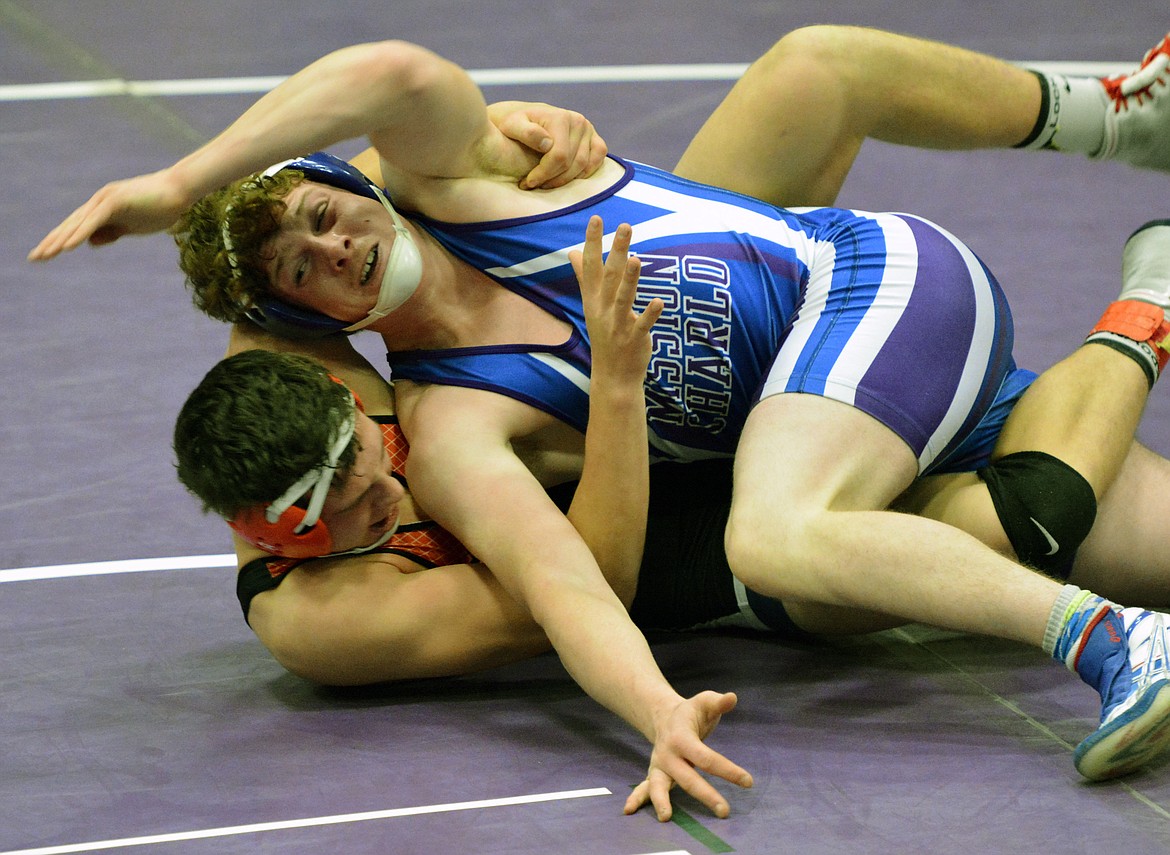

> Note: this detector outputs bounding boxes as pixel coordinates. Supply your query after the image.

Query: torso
[388,156,815,464]
[388,156,1021,481]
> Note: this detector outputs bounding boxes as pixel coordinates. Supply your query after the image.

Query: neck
[398,489,428,525]
[367,227,489,351]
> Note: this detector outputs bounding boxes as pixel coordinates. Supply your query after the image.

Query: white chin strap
[340,184,423,333]
[328,525,397,557]
[265,395,357,533]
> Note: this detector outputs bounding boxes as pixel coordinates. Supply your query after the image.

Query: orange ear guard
[228,504,334,558]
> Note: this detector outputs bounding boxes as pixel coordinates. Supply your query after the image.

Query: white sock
[1017,71,1108,156]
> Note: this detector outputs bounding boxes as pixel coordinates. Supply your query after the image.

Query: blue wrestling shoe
[1073,607,1170,781]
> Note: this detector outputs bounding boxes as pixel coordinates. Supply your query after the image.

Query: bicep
[403,389,606,613]
[250,555,550,685]
[364,48,495,184]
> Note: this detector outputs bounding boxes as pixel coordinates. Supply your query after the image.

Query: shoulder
[393,157,629,224]
[397,380,561,446]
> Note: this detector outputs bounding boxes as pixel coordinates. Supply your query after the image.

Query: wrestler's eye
[314,204,326,232]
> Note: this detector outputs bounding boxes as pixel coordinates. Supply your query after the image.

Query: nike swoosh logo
[1030,517,1060,556]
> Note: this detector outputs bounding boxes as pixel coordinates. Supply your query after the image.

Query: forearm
[453,498,683,741]
[567,373,649,607]
[534,569,683,740]
[567,217,659,607]
[409,442,678,741]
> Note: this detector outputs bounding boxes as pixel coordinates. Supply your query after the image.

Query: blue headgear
[233,152,423,340]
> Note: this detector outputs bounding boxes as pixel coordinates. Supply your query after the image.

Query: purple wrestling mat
[4,2,1170,852]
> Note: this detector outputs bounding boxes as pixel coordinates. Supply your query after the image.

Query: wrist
[587,371,646,401]
[167,157,222,210]
[644,690,687,741]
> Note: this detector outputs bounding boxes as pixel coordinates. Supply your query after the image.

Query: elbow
[339,40,454,102]
[250,598,389,686]
[254,618,362,686]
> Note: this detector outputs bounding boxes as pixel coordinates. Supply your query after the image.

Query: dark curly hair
[171,169,306,324]
[174,349,359,519]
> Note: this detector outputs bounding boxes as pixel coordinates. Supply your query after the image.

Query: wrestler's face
[263,182,403,322]
[320,412,405,552]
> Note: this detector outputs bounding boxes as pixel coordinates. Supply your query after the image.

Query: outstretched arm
[402,221,751,821]
[29,42,605,261]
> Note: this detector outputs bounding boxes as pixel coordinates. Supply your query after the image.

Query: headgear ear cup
[229,504,334,558]
[244,298,352,340]
[225,380,398,560]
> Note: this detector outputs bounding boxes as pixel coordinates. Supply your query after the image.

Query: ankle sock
[1046,584,1131,710]
[1086,299,1170,387]
[1015,70,1108,156]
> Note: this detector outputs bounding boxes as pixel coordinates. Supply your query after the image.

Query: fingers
[623,778,652,817]
[575,217,655,334]
[585,130,609,177]
[636,296,665,332]
[28,191,116,261]
[520,109,603,189]
[648,768,679,822]
[28,206,92,261]
[625,690,754,822]
[572,215,605,292]
[689,741,754,793]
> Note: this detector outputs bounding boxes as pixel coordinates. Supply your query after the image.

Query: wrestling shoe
[1119,219,1170,309]
[1098,33,1170,170]
[1085,221,1170,385]
[1073,607,1170,781]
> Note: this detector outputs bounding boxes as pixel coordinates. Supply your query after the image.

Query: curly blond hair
[171,170,306,323]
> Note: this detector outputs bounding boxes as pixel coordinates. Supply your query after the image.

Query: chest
[469,278,572,349]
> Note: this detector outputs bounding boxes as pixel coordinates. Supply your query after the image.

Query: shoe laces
[1122,608,1170,688]
[1102,35,1170,112]
[1095,608,1170,724]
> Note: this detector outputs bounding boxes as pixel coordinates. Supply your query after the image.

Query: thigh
[673,38,861,207]
[1072,441,1170,605]
[895,471,1014,556]
[732,393,918,520]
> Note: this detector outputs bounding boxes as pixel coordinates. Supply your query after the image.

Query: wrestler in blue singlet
[388,157,1035,475]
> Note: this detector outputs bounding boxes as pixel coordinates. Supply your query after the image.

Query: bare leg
[726,395,1059,644]
[674,25,1040,207]
[677,26,1170,206]
[1073,443,1170,605]
[729,392,1170,782]
[902,224,1170,605]
[993,345,1148,491]
[898,343,1150,561]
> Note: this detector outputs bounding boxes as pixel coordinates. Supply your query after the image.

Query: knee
[762,25,859,76]
[724,502,818,599]
[979,451,1098,579]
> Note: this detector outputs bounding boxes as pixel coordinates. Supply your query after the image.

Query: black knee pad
[976,451,1097,579]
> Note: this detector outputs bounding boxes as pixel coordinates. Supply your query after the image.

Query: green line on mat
[670,806,734,853]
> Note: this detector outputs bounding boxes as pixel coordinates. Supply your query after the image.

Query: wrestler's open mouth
[361,245,379,285]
